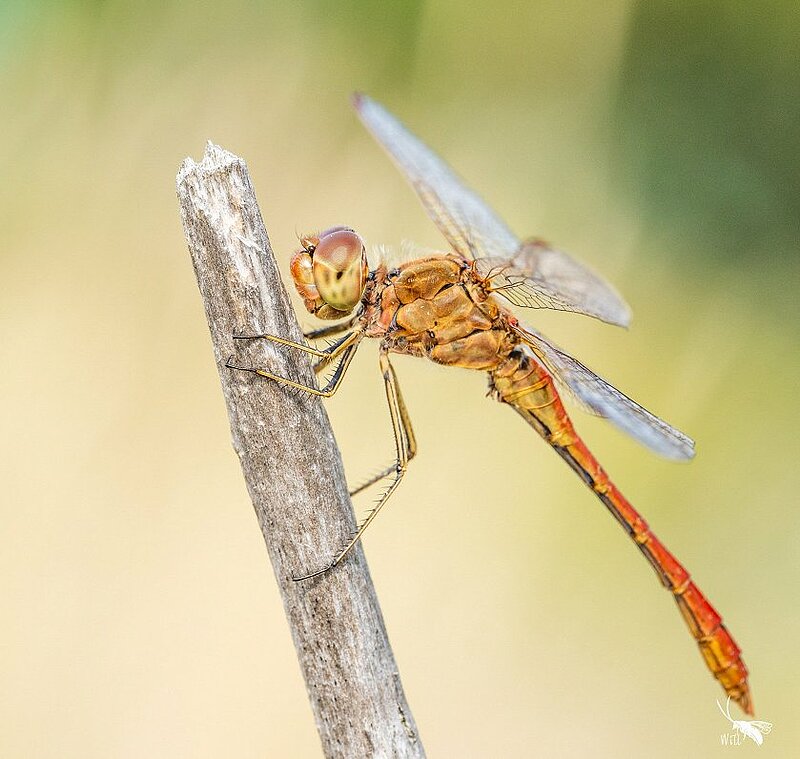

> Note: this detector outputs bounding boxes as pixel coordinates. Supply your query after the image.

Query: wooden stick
[176,142,425,759]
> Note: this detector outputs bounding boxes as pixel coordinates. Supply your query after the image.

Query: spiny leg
[226,341,359,398]
[350,357,417,497]
[305,319,361,374]
[311,338,356,375]
[233,327,359,361]
[293,348,416,581]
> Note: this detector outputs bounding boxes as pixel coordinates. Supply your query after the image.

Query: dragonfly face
[290,226,368,320]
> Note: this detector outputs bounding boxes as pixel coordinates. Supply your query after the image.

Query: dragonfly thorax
[290,227,368,320]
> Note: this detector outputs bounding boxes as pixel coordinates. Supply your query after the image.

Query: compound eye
[312,228,367,312]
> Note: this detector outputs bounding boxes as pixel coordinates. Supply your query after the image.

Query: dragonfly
[227,94,752,714]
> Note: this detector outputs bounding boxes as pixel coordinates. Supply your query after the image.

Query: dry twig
[176,142,424,758]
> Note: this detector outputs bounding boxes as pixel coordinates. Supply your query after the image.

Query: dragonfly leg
[349,358,417,497]
[233,327,357,360]
[292,348,416,581]
[300,319,362,374]
[226,332,361,398]
[309,335,357,375]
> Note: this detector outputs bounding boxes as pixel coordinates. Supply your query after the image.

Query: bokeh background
[2,1,798,756]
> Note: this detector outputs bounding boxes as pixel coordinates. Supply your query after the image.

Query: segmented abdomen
[490,349,752,714]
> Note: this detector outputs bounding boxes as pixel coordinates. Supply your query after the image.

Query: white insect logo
[717,696,773,746]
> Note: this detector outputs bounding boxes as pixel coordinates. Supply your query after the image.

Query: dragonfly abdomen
[489,349,753,714]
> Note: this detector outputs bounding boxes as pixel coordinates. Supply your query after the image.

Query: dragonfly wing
[476,247,631,326]
[353,93,520,260]
[512,323,695,460]
[354,94,631,327]
[482,238,631,327]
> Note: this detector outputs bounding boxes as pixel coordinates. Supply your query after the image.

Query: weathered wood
[176,142,425,759]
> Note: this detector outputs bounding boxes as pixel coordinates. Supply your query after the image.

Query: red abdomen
[490,349,752,714]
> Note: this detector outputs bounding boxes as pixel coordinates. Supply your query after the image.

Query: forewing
[354,94,632,327]
[353,93,520,259]
[480,239,632,327]
[512,324,696,460]
[475,256,600,313]
[475,250,631,326]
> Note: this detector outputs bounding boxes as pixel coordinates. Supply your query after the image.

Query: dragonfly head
[290,226,368,319]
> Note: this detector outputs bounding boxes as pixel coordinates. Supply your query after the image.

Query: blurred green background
[2,1,798,756]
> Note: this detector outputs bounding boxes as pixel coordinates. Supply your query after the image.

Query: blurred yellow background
[2,1,798,756]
